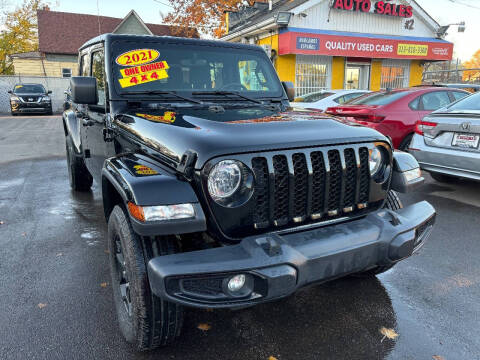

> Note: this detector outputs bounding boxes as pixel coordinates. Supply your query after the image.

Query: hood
[13,92,46,96]
[114,107,387,169]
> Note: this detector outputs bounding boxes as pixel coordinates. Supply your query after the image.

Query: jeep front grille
[251,145,371,229]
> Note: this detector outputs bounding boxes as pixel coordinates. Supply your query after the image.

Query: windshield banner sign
[280,30,453,60]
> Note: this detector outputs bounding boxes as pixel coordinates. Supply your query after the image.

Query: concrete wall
[13,56,78,77]
[0,76,70,114]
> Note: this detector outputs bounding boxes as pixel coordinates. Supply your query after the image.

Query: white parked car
[293,89,370,112]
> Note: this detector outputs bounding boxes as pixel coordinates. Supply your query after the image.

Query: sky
[4,0,480,61]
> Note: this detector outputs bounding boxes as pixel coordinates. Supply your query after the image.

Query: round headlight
[208,160,242,200]
[369,147,383,176]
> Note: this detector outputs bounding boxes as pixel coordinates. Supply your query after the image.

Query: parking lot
[0,115,479,360]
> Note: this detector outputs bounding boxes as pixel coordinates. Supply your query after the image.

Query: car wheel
[65,135,93,191]
[430,172,458,183]
[108,205,184,351]
[399,133,413,151]
[353,190,403,277]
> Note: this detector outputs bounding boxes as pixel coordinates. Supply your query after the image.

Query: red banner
[279,31,453,61]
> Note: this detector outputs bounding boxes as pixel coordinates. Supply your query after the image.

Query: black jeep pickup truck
[63,34,435,351]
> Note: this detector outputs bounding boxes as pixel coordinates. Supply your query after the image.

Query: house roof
[226,0,440,37]
[10,51,43,59]
[37,10,197,55]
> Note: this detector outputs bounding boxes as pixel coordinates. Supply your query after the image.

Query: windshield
[349,91,411,106]
[13,84,46,94]
[446,92,479,111]
[111,41,283,99]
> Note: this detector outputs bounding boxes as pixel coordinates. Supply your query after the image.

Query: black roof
[228,0,310,33]
[79,33,265,53]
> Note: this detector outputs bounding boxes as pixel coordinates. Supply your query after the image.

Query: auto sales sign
[332,0,413,18]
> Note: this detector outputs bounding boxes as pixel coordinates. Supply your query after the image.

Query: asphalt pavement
[0,115,479,360]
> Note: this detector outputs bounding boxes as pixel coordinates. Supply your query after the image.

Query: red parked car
[325,87,469,150]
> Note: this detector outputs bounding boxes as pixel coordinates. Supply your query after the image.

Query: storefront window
[380,60,410,90]
[295,55,331,97]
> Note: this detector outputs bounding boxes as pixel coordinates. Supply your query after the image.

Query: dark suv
[63,34,436,351]
[8,83,53,115]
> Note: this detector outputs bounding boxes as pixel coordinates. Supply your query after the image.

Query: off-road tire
[108,205,184,351]
[430,172,457,183]
[65,135,92,191]
[354,190,403,277]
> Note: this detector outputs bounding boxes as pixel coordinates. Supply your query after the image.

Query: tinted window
[13,84,45,94]
[349,91,411,106]
[451,91,468,101]
[342,92,366,103]
[409,96,420,110]
[80,54,89,76]
[448,92,480,111]
[421,91,451,111]
[92,50,105,106]
[302,92,334,103]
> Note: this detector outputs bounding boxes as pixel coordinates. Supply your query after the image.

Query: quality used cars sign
[279,30,453,61]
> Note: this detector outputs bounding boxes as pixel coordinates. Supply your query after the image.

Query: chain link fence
[0,75,70,114]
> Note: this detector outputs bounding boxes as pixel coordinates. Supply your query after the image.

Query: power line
[153,0,173,9]
[448,0,480,10]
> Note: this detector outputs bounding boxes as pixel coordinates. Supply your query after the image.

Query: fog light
[403,167,422,183]
[227,274,246,292]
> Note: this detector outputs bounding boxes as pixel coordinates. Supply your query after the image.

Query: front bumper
[11,102,52,114]
[148,201,436,309]
[410,134,480,181]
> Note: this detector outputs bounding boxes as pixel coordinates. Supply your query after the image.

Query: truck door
[83,47,108,183]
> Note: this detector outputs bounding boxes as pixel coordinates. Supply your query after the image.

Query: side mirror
[70,76,98,105]
[7,90,12,94]
[48,90,52,94]
[282,81,295,102]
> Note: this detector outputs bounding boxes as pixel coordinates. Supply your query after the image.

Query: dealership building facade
[222,0,454,97]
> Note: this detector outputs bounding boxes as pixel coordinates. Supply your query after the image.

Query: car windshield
[14,84,45,94]
[349,91,411,106]
[111,41,283,99]
[297,92,334,103]
[447,92,480,111]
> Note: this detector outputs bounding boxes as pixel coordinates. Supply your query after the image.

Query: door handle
[82,118,95,127]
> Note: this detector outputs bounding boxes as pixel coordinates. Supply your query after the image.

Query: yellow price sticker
[118,69,169,88]
[397,44,428,56]
[116,49,160,66]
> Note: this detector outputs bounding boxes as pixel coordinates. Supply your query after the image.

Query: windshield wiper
[192,91,264,104]
[124,90,203,105]
[192,91,282,111]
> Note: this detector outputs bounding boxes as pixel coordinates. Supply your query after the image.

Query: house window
[62,68,72,78]
[295,55,331,97]
[380,60,410,89]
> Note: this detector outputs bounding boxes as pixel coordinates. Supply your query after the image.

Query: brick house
[11,9,197,77]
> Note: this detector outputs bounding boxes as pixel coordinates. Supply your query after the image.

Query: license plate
[452,133,480,148]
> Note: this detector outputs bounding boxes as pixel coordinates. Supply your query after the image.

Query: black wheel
[108,206,184,351]
[430,172,457,183]
[65,135,92,191]
[398,133,413,151]
[354,190,403,277]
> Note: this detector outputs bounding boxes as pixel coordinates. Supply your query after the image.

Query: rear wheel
[354,190,403,277]
[430,172,458,183]
[108,206,184,351]
[65,135,92,191]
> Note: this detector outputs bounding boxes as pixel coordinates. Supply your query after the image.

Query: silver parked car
[409,92,480,182]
